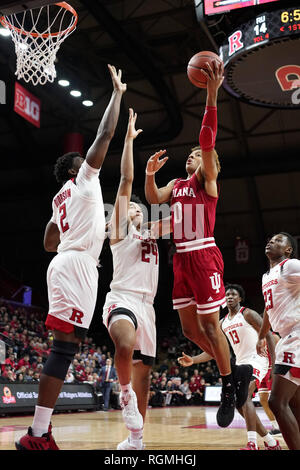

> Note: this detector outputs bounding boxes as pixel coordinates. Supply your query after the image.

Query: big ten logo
[15,87,40,122]
[0,80,5,104]
[275,65,300,105]
[14,82,41,127]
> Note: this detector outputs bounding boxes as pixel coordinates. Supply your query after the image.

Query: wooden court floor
[0,405,288,451]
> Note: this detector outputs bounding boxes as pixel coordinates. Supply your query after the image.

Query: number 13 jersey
[222,307,268,369]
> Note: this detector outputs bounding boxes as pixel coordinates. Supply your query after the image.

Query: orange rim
[0,2,78,38]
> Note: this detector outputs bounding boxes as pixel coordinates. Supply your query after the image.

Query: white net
[0,2,77,86]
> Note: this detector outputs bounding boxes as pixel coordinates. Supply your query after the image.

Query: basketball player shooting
[257,232,300,450]
[145,59,252,427]
[15,65,126,451]
[103,109,159,450]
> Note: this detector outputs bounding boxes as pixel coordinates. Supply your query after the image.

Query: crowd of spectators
[0,300,221,409]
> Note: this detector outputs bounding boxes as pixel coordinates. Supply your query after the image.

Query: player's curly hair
[225,283,245,302]
[191,145,221,173]
[53,152,82,184]
[278,232,298,259]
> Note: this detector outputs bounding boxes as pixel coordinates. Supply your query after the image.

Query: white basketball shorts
[103,289,156,365]
[47,250,98,330]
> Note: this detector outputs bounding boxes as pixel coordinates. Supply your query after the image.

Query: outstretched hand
[177,352,193,367]
[146,149,169,176]
[126,108,143,140]
[108,64,127,94]
[201,59,224,94]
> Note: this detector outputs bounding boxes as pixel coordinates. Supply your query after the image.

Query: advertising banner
[0,382,97,414]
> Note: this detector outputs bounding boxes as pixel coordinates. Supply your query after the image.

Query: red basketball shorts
[172,245,226,314]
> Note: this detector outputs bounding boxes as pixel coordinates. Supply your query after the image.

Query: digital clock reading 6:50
[281,9,300,23]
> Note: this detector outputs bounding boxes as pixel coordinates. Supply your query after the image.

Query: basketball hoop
[0,2,78,85]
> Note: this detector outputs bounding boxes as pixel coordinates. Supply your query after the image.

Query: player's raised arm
[110,108,143,245]
[196,59,224,195]
[144,150,175,204]
[86,65,126,170]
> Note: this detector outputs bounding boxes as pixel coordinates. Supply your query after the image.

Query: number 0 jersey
[170,173,218,253]
[262,258,300,338]
[50,160,106,263]
[109,224,159,300]
[222,307,268,370]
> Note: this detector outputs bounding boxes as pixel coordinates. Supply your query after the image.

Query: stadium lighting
[58,79,70,87]
[82,100,93,107]
[0,28,11,37]
[70,90,81,97]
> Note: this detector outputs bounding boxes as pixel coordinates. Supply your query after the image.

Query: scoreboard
[216,5,300,108]
[220,7,300,64]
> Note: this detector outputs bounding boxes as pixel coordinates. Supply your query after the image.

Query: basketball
[187,51,223,88]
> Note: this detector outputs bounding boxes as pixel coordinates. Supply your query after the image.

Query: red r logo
[69,308,84,324]
[283,352,296,364]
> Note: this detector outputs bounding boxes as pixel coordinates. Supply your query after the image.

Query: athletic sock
[271,420,279,429]
[121,383,133,395]
[263,433,277,447]
[32,405,54,437]
[221,373,234,390]
[247,431,258,448]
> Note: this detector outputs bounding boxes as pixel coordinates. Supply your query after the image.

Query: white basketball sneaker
[117,437,145,451]
[120,390,143,431]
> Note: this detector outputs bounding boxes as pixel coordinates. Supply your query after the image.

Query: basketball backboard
[0,1,58,15]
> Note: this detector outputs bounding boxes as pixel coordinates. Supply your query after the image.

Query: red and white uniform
[103,225,159,362]
[222,307,269,385]
[46,160,105,331]
[171,173,226,314]
[262,258,300,374]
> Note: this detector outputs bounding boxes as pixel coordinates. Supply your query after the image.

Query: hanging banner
[14,82,41,128]
[235,238,250,264]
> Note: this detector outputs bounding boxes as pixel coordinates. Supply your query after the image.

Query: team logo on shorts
[209,272,221,293]
[108,304,118,314]
[283,352,296,364]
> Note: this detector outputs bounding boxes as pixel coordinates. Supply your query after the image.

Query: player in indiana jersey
[144,59,250,427]
[257,232,300,450]
[16,65,126,451]
[178,284,280,450]
[103,109,159,450]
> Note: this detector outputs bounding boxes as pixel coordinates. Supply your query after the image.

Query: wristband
[145,170,156,176]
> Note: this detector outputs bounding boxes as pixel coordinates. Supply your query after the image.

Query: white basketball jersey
[109,224,159,299]
[50,160,106,263]
[262,258,300,337]
[222,307,267,367]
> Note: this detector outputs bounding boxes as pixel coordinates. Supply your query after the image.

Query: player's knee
[182,327,195,343]
[115,339,134,358]
[202,322,218,343]
[42,339,79,381]
[268,394,282,415]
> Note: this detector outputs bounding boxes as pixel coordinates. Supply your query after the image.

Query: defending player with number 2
[15,65,126,451]
[144,59,252,428]
[257,232,300,450]
[102,109,159,451]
